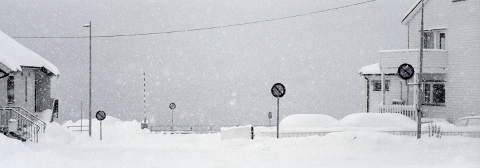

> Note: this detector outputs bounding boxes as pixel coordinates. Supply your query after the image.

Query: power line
[12,0,376,39]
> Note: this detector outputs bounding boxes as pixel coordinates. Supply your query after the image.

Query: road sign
[271,83,285,139]
[271,83,286,98]
[95,111,106,141]
[398,63,415,80]
[96,111,106,121]
[268,112,272,119]
[169,103,176,110]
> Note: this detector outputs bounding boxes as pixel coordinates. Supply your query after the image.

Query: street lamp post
[83,21,92,137]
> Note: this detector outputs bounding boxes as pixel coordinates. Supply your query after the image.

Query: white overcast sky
[0,0,418,125]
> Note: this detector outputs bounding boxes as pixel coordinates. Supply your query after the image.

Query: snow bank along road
[1,117,479,168]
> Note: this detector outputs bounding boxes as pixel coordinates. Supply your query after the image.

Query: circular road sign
[397,63,415,80]
[271,83,286,98]
[96,111,106,121]
[268,112,272,119]
[169,103,176,110]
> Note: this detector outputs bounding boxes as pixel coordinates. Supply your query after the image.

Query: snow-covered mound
[332,113,416,128]
[280,114,338,128]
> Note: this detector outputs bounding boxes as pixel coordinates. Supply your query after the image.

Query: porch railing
[0,108,42,143]
[9,107,46,132]
[378,105,417,121]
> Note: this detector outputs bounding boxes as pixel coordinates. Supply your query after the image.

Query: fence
[259,130,480,138]
[66,125,90,132]
[150,125,220,134]
[0,108,42,142]
[379,105,417,121]
[149,125,267,134]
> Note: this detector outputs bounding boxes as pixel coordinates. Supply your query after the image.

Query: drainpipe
[364,77,370,113]
[381,73,385,105]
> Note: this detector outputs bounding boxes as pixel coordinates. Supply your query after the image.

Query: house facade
[0,29,60,142]
[0,30,60,113]
[359,0,480,122]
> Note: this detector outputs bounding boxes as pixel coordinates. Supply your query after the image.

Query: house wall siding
[0,68,52,113]
[35,70,52,112]
[0,69,36,113]
[406,0,480,122]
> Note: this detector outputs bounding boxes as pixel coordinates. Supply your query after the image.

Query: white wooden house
[0,29,60,142]
[359,0,480,123]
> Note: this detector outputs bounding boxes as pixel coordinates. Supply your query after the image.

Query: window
[422,30,446,50]
[372,80,389,91]
[454,119,468,126]
[7,76,14,104]
[468,118,480,126]
[423,31,434,49]
[439,33,446,49]
[423,82,445,105]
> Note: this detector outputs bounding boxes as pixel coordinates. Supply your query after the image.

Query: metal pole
[276,97,279,139]
[88,21,92,137]
[100,121,102,140]
[80,101,83,132]
[171,109,174,132]
[417,0,424,139]
[143,72,146,122]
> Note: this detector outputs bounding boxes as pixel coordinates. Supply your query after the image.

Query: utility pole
[417,0,424,139]
[83,21,92,137]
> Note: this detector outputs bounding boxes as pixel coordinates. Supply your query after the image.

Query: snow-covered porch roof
[0,30,60,76]
[359,63,380,75]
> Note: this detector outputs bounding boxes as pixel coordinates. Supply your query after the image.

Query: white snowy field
[1,117,480,168]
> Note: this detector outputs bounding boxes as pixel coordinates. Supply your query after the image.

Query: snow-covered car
[453,116,480,127]
[280,114,338,128]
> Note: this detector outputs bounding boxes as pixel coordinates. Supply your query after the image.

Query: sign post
[397,63,422,139]
[268,112,272,127]
[271,83,285,139]
[96,111,106,140]
[169,103,176,132]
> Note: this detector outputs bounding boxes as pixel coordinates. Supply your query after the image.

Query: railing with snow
[378,105,417,121]
[0,108,42,143]
[9,106,46,132]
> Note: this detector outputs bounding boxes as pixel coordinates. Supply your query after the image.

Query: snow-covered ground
[1,116,480,168]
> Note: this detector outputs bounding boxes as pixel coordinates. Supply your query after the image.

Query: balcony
[379,49,448,74]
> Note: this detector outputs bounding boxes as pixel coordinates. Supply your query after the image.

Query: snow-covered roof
[0,30,60,76]
[359,63,380,75]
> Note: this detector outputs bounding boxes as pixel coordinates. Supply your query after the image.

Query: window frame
[421,29,446,50]
[423,81,445,106]
[372,80,390,92]
[7,76,14,104]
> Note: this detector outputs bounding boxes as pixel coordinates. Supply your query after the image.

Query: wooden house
[359,0,480,122]
[0,29,60,142]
